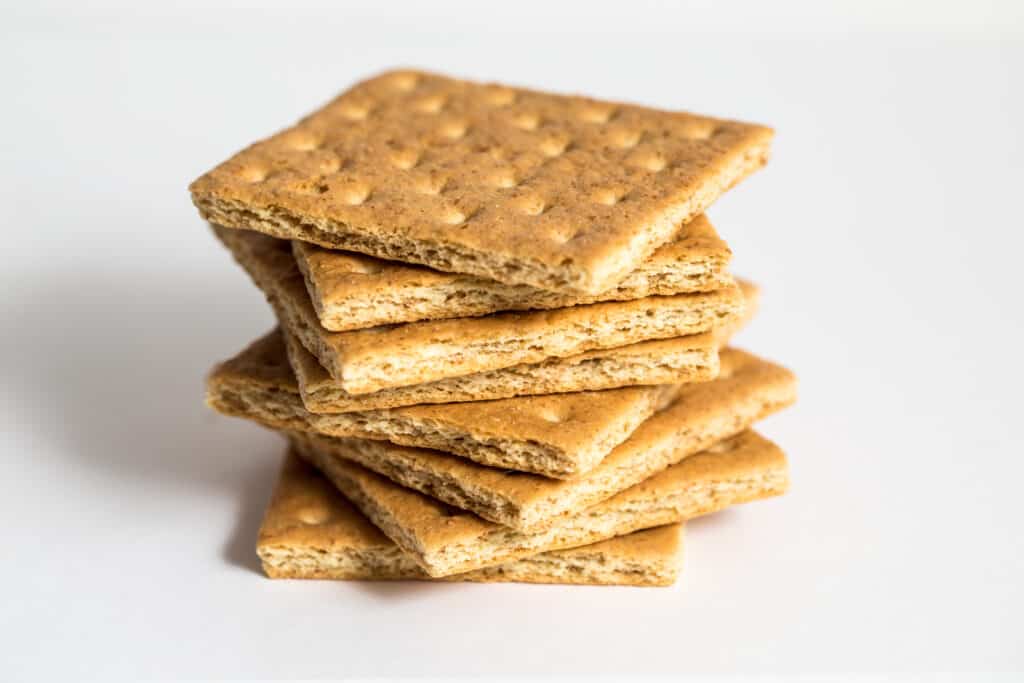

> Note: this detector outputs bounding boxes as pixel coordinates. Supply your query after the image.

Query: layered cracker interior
[290,347,797,532]
[292,214,733,331]
[290,430,788,577]
[214,224,744,394]
[259,452,685,587]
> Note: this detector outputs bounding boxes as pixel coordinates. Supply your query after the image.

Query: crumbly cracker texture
[258,452,685,587]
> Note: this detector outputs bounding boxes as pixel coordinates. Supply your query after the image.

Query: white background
[2,1,1022,679]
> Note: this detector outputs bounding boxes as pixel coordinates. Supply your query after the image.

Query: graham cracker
[292,214,732,331]
[286,329,717,414]
[291,347,796,532]
[191,69,772,295]
[259,451,683,586]
[291,430,788,577]
[213,225,744,394]
[206,333,689,478]
[288,278,758,414]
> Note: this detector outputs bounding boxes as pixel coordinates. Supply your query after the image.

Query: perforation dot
[519,197,547,216]
[442,209,466,225]
[484,87,517,106]
[615,130,643,149]
[240,167,268,183]
[686,122,718,140]
[390,149,420,170]
[511,112,541,131]
[414,94,448,114]
[439,122,469,140]
[341,185,371,205]
[297,507,331,525]
[550,228,577,244]
[634,154,667,172]
[579,107,615,124]
[416,176,449,196]
[491,170,517,188]
[539,138,571,157]
[537,407,569,423]
[285,132,322,151]
[592,189,620,206]
[388,72,420,91]
[338,103,372,120]
[318,156,343,174]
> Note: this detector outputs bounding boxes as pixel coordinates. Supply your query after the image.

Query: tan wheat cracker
[292,214,733,331]
[287,278,758,414]
[285,328,716,414]
[259,451,684,587]
[290,347,797,532]
[190,69,772,295]
[291,430,788,577]
[213,225,744,394]
[206,332,689,479]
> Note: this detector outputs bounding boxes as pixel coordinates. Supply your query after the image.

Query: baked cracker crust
[213,224,744,394]
[191,69,772,295]
[290,430,788,577]
[290,347,796,532]
[292,213,732,330]
[206,333,692,479]
[259,452,684,587]
[285,278,758,413]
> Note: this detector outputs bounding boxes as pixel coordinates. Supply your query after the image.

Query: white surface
[2,1,1022,679]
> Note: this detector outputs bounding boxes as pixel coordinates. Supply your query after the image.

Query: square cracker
[206,332,687,479]
[190,69,772,295]
[291,347,797,532]
[213,225,744,394]
[287,279,759,414]
[259,451,684,587]
[291,430,788,577]
[287,331,718,414]
[292,214,732,331]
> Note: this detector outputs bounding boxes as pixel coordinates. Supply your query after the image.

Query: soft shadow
[1,268,280,573]
[351,579,466,601]
[686,508,742,533]
[222,453,282,572]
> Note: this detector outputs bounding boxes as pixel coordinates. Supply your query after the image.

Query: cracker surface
[191,69,771,294]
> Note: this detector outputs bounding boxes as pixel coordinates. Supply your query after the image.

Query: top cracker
[190,70,773,294]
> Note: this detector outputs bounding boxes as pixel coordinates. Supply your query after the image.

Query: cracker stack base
[194,70,795,587]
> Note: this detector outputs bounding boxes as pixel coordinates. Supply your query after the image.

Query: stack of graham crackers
[191,70,796,587]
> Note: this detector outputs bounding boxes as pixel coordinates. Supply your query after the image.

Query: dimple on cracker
[190,69,772,295]
[291,429,788,577]
[213,225,744,394]
[259,451,684,587]
[206,331,688,479]
[290,347,797,532]
[292,214,732,331]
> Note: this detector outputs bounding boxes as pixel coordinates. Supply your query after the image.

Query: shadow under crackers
[0,267,281,575]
